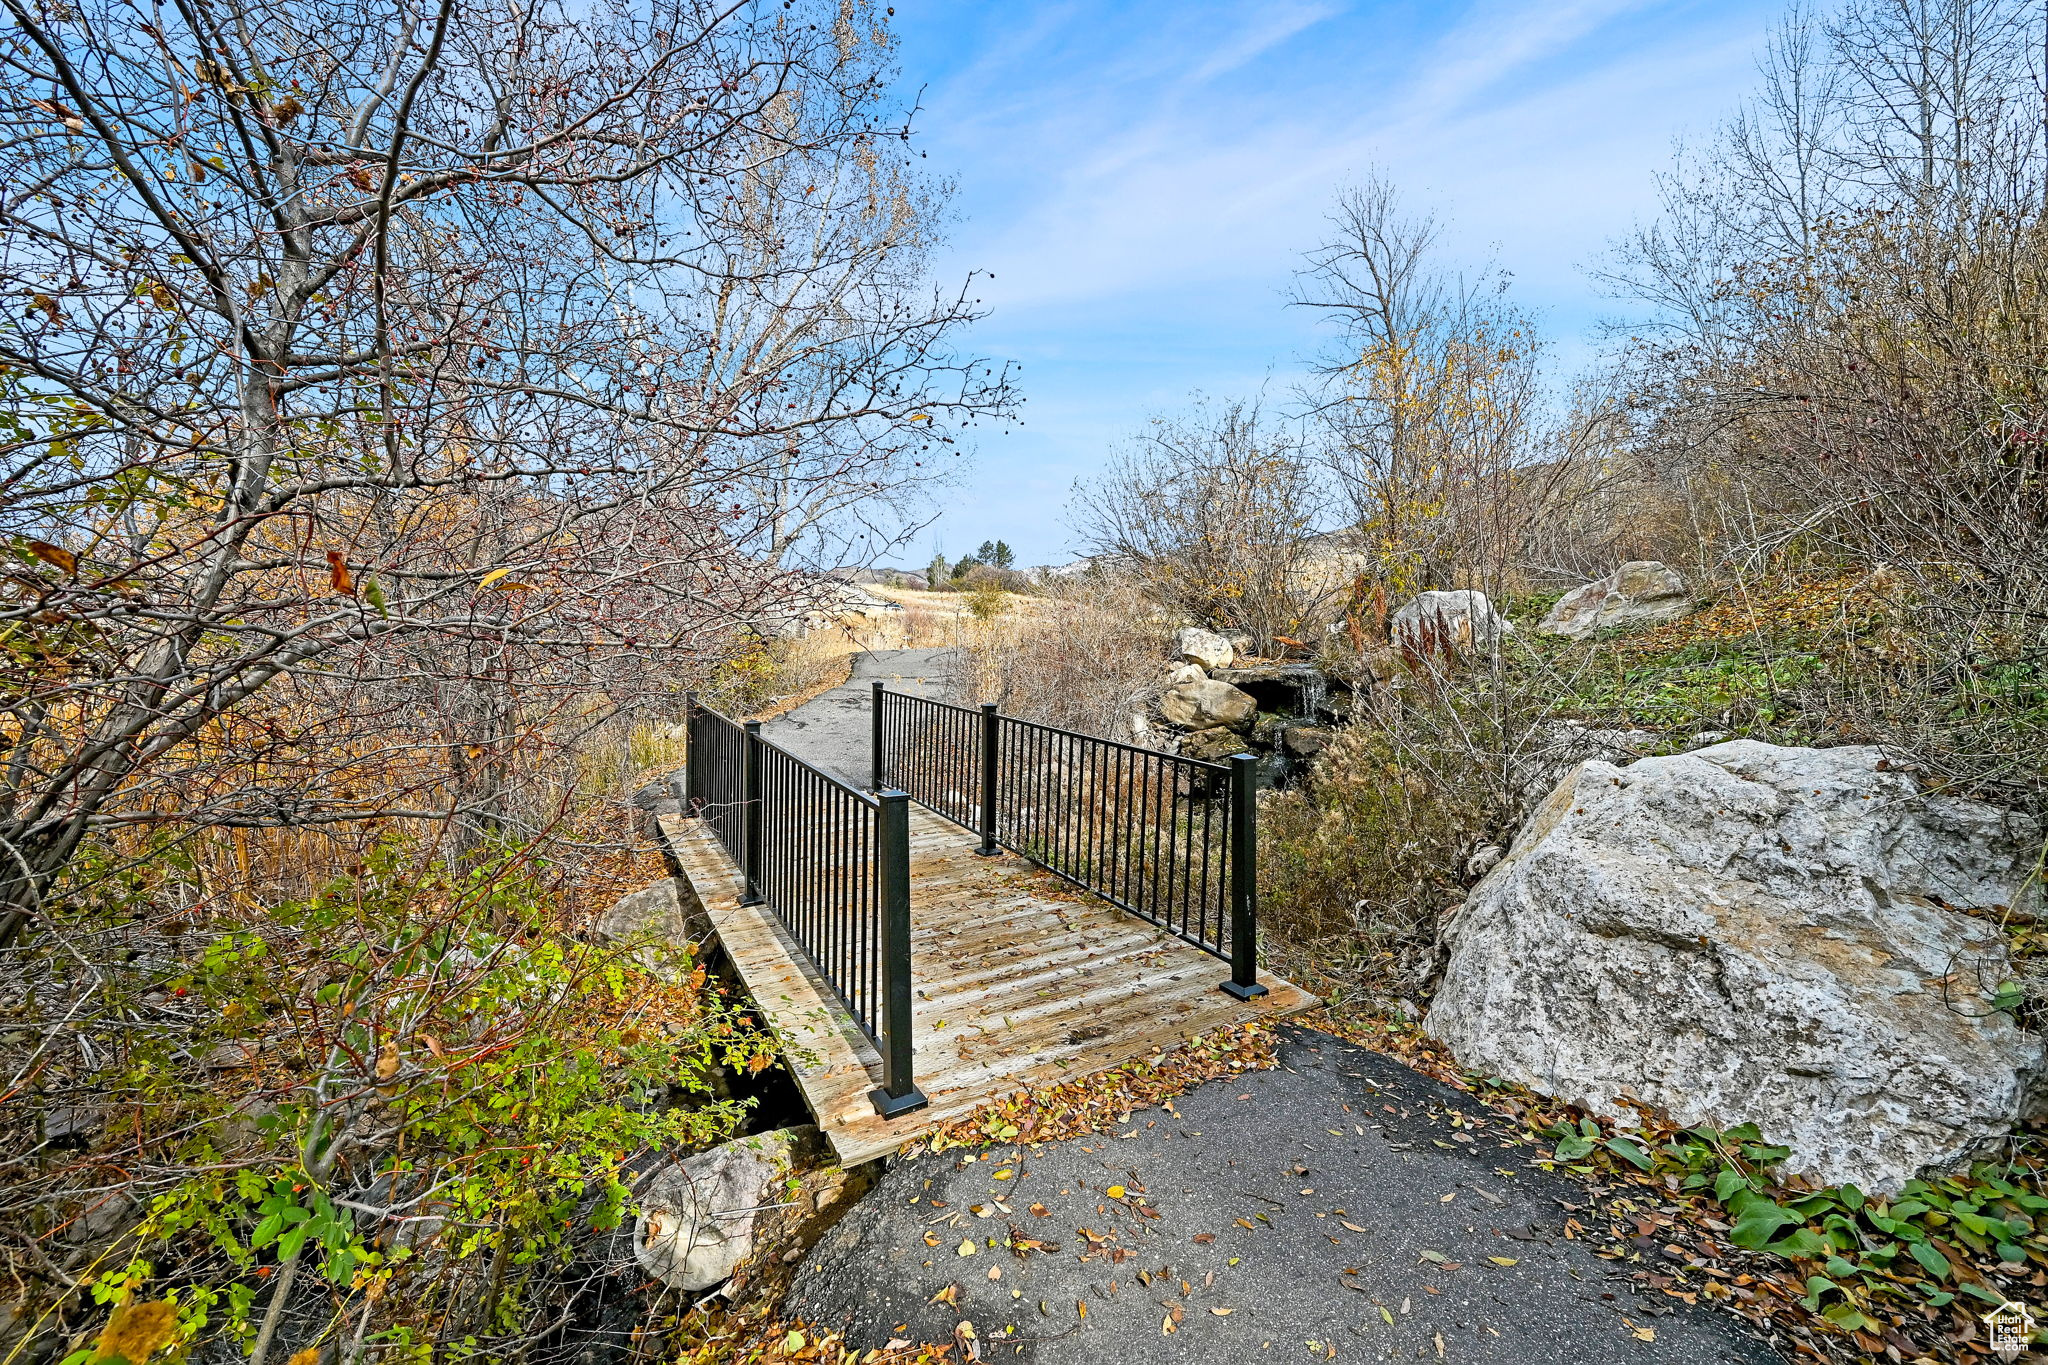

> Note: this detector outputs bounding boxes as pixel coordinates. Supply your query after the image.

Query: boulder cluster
[1142,626,1351,782]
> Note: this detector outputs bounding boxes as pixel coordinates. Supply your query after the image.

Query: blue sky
[886,0,1786,568]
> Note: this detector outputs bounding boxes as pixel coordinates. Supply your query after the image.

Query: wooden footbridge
[658,682,1312,1165]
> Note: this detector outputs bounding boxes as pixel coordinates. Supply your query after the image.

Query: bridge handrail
[871,684,1265,1000]
[682,699,926,1118]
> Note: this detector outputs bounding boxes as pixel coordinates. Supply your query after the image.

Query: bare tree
[1294,175,1590,594]
[1072,399,1333,652]
[0,0,1011,942]
[1602,0,2048,810]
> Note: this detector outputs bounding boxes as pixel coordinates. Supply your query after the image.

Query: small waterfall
[1298,667,1330,720]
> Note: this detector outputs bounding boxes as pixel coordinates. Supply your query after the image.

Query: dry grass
[962,578,1172,740]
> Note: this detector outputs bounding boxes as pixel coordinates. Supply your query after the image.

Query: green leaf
[1839,1184,1864,1213]
[1713,1168,1750,1203]
[1820,1302,1871,1332]
[1605,1136,1653,1170]
[1766,1227,1831,1259]
[1729,1203,1800,1250]
[1908,1241,1951,1280]
[1997,1242,2027,1265]
[1958,1281,2008,1305]
[1553,1135,1594,1161]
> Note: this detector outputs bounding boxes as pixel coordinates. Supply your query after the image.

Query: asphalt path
[759,646,961,784]
[789,1026,1783,1364]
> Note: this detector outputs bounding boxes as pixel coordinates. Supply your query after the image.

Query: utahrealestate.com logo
[1983,1300,2039,1361]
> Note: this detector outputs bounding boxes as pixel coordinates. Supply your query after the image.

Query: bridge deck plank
[659,804,1315,1167]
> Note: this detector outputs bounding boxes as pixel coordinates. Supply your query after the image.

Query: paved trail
[760,646,960,784]
[791,1028,1782,1364]
[754,652,1783,1362]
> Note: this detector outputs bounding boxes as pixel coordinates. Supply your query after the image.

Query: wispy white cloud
[886,0,1783,561]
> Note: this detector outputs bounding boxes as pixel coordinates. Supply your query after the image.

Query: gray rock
[634,1128,811,1291]
[1390,590,1512,658]
[1426,740,2045,1192]
[1179,726,1248,761]
[1159,678,1256,731]
[1163,662,1207,687]
[1282,725,1334,759]
[597,879,694,972]
[1540,561,1692,639]
[1173,626,1235,671]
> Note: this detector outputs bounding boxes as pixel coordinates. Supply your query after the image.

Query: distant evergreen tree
[990,539,1015,569]
[973,539,997,563]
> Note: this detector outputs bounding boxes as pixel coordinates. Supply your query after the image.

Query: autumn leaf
[27,540,76,574]
[289,1350,319,1365]
[326,550,353,592]
[956,1237,976,1256]
[93,1299,180,1364]
[479,567,515,588]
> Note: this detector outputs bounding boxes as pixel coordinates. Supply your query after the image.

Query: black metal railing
[872,687,1266,999]
[681,699,925,1118]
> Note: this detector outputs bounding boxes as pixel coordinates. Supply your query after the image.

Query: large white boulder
[634,1129,810,1291]
[1174,626,1235,671]
[1391,590,1512,658]
[1540,561,1692,639]
[597,879,693,973]
[1159,678,1257,731]
[1426,740,2044,1192]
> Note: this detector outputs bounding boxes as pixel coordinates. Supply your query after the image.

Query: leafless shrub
[963,576,1175,742]
[1072,400,1338,653]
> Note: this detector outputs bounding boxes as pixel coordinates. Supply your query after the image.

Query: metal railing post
[1221,753,1267,1000]
[741,719,766,907]
[676,692,697,811]
[871,680,886,791]
[869,789,928,1118]
[975,702,1000,856]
